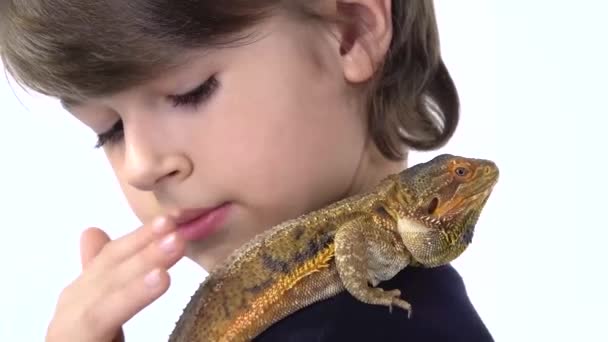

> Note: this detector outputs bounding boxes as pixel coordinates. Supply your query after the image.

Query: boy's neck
[343,138,408,197]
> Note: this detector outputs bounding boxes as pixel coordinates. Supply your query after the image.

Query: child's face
[68,15,403,269]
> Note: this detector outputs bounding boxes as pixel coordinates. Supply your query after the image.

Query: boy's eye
[168,75,219,108]
[93,76,219,148]
[95,120,124,148]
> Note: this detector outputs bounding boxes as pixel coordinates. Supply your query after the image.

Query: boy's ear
[330,0,393,84]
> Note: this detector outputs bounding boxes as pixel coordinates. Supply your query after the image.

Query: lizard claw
[371,288,413,318]
[386,289,413,318]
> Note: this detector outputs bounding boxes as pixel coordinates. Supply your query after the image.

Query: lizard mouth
[468,187,493,204]
[460,187,494,217]
[440,172,498,217]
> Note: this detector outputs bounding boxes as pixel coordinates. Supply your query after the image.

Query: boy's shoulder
[254,264,494,342]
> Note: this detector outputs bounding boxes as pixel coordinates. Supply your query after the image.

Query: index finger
[94,216,177,268]
[80,227,111,269]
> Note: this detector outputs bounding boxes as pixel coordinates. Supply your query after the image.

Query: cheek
[202,84,366,222]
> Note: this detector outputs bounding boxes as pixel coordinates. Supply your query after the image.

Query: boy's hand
[45,217,186,342]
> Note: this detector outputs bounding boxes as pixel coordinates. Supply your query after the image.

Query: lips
[171,203,231,241]
[173,207,218,225]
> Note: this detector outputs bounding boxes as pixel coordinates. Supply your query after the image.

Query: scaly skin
[168,154,499,342]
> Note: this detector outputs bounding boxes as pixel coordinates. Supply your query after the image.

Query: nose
[481,161,499,184]
[122,125,193,192]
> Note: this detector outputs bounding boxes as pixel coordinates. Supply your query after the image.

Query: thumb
[80,227,111,269]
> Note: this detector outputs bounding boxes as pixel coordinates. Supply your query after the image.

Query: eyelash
[94,76,219,148]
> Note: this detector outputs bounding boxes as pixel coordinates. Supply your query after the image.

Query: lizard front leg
[334,215,413,317]
[250,261,345,341]
[222,245,344,342]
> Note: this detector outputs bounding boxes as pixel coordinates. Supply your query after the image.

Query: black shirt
[254,264,494,342]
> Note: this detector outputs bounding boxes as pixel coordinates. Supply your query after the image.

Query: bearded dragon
[167,154,499,342]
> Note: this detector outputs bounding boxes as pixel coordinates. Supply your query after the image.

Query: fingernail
[144,269,161,288]
[152,216,169,233]
[159,233,177,254]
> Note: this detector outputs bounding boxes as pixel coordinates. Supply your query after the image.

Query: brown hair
[0,0,458,160]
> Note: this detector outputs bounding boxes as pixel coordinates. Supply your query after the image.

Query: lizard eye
[427,197,439,215]
[455,166,469,177]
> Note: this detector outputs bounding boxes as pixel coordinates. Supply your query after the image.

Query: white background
[1,1,606,341]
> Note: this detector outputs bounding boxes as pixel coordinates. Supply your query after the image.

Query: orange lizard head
[389,154,499,267]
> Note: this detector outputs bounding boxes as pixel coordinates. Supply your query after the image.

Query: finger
[85,268,173,332]
[87,233,184,339]
[80,227,111,269]
[113,231,186,292]
[75,229,183,340]
[97,216,177,267]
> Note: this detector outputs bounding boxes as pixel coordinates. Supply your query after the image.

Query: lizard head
[389,154,499,267]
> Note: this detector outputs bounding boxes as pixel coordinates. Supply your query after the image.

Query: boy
[0,0,493,340]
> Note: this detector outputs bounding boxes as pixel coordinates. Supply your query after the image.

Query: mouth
[471,186,493,202]
[170,202,232,241]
